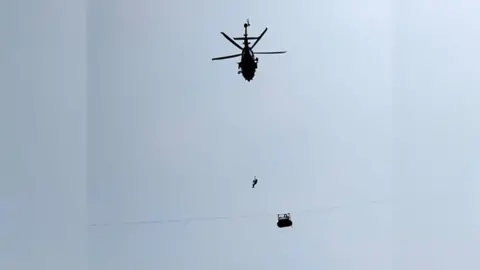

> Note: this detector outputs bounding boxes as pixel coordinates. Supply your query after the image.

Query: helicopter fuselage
[239,47,257,81]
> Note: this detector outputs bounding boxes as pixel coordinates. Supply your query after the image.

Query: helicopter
[212,19,287,81]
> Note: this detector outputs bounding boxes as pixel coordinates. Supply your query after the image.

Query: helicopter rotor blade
[253,51,287,54]
[221,32,243,50]
[250,27,268,49]
[212,53,242,61]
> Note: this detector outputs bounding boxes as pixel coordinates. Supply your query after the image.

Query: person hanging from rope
[252,176,258,188]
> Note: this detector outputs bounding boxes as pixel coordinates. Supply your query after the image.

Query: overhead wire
[89,198,387,228]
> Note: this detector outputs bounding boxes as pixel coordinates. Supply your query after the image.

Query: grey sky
[1,0,479,269]
[1,0,87,269]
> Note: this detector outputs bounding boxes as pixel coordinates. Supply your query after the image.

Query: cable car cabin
[277,213,293,228]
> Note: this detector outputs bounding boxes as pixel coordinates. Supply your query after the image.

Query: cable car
[277,213,293,228]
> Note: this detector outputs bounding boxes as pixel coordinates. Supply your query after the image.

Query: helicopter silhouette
[212,19,287,81]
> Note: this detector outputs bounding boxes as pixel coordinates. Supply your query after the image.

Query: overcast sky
[1,0,480,269]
